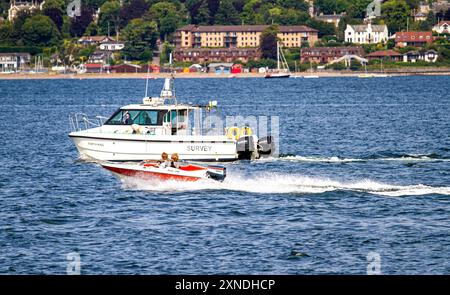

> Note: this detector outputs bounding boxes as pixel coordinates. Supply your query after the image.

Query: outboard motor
[257,136,275,157]
[236,135,258,160]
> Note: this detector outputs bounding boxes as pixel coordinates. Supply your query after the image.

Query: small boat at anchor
[101,160,227,182]
[265,42,291,79]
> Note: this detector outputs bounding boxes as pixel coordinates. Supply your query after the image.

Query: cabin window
[134,110,159,125]
[104,109,165,126]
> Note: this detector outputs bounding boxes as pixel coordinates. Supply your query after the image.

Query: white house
[0,52,31,72]
[345,23,389,44]
[8,0,44,22]
[433,21,450,34]
[98,40,125,51]
[403,50,438,63]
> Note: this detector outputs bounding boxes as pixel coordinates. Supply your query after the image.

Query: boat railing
[69,113,107,132]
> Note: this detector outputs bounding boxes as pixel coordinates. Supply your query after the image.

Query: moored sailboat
[265,42,290,79]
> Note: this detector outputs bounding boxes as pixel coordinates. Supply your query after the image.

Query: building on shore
[98,40,125,51]
[366,50,403,62]
[0,52,31,72]
[345,23,389,44]
[403,50,438,62]
[78,36,115,46]
[207,63,233,74]
[173,47,260,63]
[433,21,450,34]
[300,47,365,64]
[8,0,44,22]
[314,12,346,28]
[174,25,318,63]
[395,31,433,47]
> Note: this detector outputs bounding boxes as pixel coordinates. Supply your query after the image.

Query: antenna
[144,63,150,98]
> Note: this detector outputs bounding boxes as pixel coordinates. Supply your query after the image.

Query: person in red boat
[170,153,180,169]
[158,152,170,168]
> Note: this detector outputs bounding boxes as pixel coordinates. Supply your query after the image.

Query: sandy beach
[1,68,449,79]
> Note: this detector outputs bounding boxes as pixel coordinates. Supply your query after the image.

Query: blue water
[0,76,449,274]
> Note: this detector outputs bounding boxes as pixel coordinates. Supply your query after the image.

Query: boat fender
[241,126,251,136]
[226,127,241,140]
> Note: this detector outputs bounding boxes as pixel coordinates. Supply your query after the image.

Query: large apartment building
[174,25,318,63]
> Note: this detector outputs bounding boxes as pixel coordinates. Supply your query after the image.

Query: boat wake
[120,172,450,197]
[273,153,450,163]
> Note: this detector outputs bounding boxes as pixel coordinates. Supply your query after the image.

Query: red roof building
[366,50,403,61]
[433,21,450,34]
[395,31,433,47]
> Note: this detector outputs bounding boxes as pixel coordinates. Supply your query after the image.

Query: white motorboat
[69,77,274,162]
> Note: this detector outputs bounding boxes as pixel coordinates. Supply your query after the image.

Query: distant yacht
[265,42,290,78]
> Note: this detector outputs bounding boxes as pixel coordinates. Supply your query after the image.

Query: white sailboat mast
[277,42,280,70]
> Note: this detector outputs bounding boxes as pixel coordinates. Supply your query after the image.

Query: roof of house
[301,46,363,52]
[208,63,234,67]
[78,36,113,42]
[315,13,345,20]
[436,20,450,26]
[112,63,141,69]
[348,24,387,32]
[0,52,31,57]
[395,31,433,42]
[100,40,125,45]
[84,63,104,68]
[177,25,318,33]
[366,50,402,57]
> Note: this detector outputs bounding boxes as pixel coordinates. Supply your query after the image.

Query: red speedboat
[101,161,226,182]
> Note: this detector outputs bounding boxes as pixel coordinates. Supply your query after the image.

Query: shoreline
[1,68,450,80]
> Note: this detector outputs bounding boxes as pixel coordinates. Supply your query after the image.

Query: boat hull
[101,162,226,182]
[265,73,290,79]
[69,132,239,162]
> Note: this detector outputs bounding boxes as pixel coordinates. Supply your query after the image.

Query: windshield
[104,109,166,126]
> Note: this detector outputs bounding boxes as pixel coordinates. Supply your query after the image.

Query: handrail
[69,113,107,132]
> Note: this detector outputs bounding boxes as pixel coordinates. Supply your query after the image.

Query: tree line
[0,0,449,65]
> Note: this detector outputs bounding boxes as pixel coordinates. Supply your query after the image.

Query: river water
[0,76,449,274]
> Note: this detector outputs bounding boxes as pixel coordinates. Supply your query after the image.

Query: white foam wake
[271,154,450,163]
[120,172,450,197]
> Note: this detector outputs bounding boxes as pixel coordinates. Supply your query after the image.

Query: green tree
[347,0,372,19]
[11,10,33,44]
[42,0,65,31]
[119,0,149,29]
[215,0,240,25]
[186,0,210,25]
[22,15,61,46]
[307,19,336,37]
[121,19,158,61]
[260,25,279,59]
[0,21,13,45]
[70,5,95,37]
[98,0,121,36]
[275,9,310,25]
[277,0,309,11]
[160,41,174,65]
[148,1,183,40]
[382,0,411,33]
[314,0,348,14]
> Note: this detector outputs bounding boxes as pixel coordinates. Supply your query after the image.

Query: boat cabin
[103,102,205,136]
[96,77,220,137]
